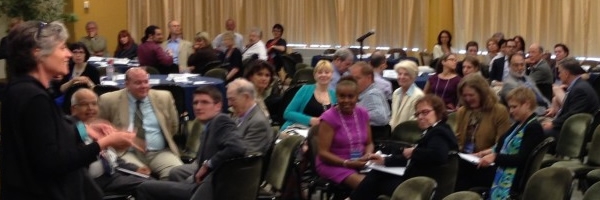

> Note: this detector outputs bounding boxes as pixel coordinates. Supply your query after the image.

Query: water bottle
[106,58,115,81]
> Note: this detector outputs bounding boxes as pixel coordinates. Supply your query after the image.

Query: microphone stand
[358,39,364,61]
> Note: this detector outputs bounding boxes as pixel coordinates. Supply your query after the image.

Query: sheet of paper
[113,58,130,65]
[88,56,104,62]
[367,163,405,176]
[149,79,160,85]
[100,81,118,86]
[382,69,397,79]
[115,74,126,80]
[193,81,213,85]
[172,77,189,83]
[458,153,495,166]
[95,61,108,67]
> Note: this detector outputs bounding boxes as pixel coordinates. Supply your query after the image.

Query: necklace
[337,107,361,156]
[434,76,451,99]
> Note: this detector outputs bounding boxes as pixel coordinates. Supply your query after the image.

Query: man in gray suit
[227,78,274,155]
[500,53,551,113]
[527,43,554,85]
[136,86,246,200]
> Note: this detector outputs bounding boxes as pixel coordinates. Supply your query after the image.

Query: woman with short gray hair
[389,60,425,128]
[1,21,135,199]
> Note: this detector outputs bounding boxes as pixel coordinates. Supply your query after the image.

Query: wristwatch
[203,160,212,169]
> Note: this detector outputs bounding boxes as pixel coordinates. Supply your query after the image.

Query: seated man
[500,53,550,114]
[71,88,149,195]
[136,86,246,200]
[369,51,392,100]
[542,58,600,139]
[98,67,182,180]
[242,27,268,61]
[169,78,272,181]
[349,61,391,127]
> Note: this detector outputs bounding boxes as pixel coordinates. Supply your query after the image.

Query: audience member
[329,48,354,90]
[527,43,554,86]
[316,76,374,189]
[552,43,570,79]
[492,32,505,42]
[137,25,174,74]
[282,60,337,130]
[1,20,134,199]
[349,62,391,126]
[266,24,287,73]
[79,21,108,56]
[98,67,183,180]
[424,53,461,111]
[454,74,511,191]
[187,31,219,74]
[369,50,393,99]
[351,94,458,199]
[432,30,456,59]
[0,17,22,61]
[542,58,600,139]
[220,31,244,81]
[456,41,480,77]
[461,56,483,77]
[212,19,244,51]
[71,88,149,196]
[500,53,550,112]
[244,60,280,119]
[484,38,500,66]
[53,42,100,98]
[476,87,545,199]
[513,35,526,54]
[242,27,268,61]
[114,30,138,59]
[162,20,194,73]
[389,60,424,128]
[136,86,246,200]
[490,39,517,83]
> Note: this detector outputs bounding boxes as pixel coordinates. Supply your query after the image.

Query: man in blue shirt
[349,61,391,126]
[162,20,194,73]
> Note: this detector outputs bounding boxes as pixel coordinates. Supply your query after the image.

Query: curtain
[126,0,428,50]
[453,0,599,57]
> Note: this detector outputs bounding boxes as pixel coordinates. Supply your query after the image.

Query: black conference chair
[212,155,263,200]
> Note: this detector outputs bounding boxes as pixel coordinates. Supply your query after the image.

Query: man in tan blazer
[98,67,182,180]
[162,20,194,73]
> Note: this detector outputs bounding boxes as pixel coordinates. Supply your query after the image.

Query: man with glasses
[136,86,246,200]
[98,67,182,180]
[490,39,517,84]
[79,21,108,57]
[499,53,551,114]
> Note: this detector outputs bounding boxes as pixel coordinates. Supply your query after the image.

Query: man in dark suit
[489,39,517,84]
[136,86,246,200]
[542,58,600,139]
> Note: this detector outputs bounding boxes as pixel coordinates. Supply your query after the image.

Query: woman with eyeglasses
[54,42,100,96]
[351,94,458,199]
[1,21,136,200]
[424,53,461,111]
[454,74,511,192]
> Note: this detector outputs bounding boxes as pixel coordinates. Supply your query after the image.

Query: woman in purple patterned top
[316,76,374,189]
[424,53,462,111]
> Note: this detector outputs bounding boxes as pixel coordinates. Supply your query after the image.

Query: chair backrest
[151,84,186,116]
[583,182,600,200]
[93,85,120,97]
[446,112,457,133]
[391,176,437,200]
[420,52,433,66]
[521,167,573,200]
[371,124,392,141]
[265,135,305,191]
[582,109,600,158]
[323,49,336,55]
[430,155,459,200]
[295,63,310,72]
[277,84,304,125]
[306,125,320,172]
[203,68,228,81]
[291,68,315,86]
[442,191,482,200]
[556,113,593,158]
[145,66,161,75]
[202,60,223,75]
[282,55,298,79]
[586,125,600,165]
[516,137,555,194]
[212,155,263,200]
[388,48,408,59]
[391,120,423,144]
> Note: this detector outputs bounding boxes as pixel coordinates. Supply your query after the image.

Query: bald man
[212,19,244,51]
[98,67,182,180]
[527,43,554,86]
[79,21,108,57]
[162,20,194,73]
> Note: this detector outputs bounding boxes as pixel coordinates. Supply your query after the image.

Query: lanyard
[337,107,362,154]
[501,117,537,151]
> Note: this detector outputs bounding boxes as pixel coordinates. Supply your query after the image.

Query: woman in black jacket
[351,94,459,199]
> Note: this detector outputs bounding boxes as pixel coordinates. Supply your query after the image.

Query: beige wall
[70,0,128,56]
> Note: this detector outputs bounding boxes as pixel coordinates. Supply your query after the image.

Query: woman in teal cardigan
[281,60,337,130]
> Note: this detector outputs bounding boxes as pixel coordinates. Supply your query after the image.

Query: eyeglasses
[35,21,48,40]
[72,50,86,54]
[414,109,433,118]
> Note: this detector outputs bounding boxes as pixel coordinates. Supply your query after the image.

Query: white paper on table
[172,77,189,83]
[88,56,104,62]
[382,69,397,79]
[95,62,108,67]
[367,163,406,176]
[100,81,118,86]
[458,153,495,166]
[582,65,591,72]
[113,58,130,65]
[114,74,126,80]
[193,81,214,85]
[149,79,160,84]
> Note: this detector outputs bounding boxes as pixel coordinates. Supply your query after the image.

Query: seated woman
[244,60,281,120]
[389,60,424,128]
[477,87,546,199]
[281,60,336,130]
[266,24,287,76]
[316,76,374,189]
[219,31,243,81]
[424,53,461,111]
[114,30,138,59]
[461,55,484,77]
[187,31,219,75]
[52,42,99,104]
[351,94,459,199]
[432,30,457,59]
[454,74,511,191]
